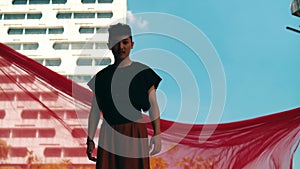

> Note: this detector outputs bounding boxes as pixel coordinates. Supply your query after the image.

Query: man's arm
[148,85,162,155]
[86,94,100,162]
[88,95,100,139]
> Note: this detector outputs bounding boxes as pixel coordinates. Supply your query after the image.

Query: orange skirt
[96,120,150,169]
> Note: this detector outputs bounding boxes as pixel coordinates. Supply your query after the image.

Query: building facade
[0,0,126,167]
[0,0,127,86]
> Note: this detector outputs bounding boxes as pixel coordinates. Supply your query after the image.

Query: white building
[0,0,127,87]
[0,0,126,167]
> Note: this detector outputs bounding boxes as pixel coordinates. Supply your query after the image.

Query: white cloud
[127,11,148,29]
[127,11,136,23]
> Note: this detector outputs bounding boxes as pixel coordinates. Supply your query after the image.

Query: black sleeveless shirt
[88,62,162,125]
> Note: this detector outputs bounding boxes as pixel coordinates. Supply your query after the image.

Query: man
[86,23,162,169]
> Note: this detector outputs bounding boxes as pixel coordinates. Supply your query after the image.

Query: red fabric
[0,43,299,169]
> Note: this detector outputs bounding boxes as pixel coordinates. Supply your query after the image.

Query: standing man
[86,23,162,169]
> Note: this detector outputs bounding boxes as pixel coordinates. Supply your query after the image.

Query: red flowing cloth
[0,43,299,169]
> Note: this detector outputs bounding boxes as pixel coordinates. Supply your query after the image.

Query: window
[38,129,55,137]
[8,28,23,35]
[27,13,42,19]
[39,111,51,119]
[74,13,95,19]
[79,27,94,34]
[71,42,93,49]
[17,75,35,83]
[0,129,10,137]
[0,75,12,83]
[77,58,93,66]
[25,28,46,34]
[97,12,113,18]
[81,0,95,3]
[49,28,64,34]
[4,14,25,20]
[53,43,69,50]
[12,0,27,5]
[64,110,77,119]
[64,148,86,157]
[55,111,65,118]
[56,13,72,19]
[13,129,36,138]
[0,14,2,20]
[41,92,58,101]
[10,147,28,157]
[98,0,113,3]
[6,44,21,50]
[0,110,5,119]
[63,110,87,119]
[0,93,15,101]
[95,58,111,65]
[75,110,89,119]
[44,148,62,157]
[23,43,39,50]
[52,0,67,4]
[45,59,61,66]
[21,110,38,119]
[71,128,86,138]
[95,43,107,49]
[29,0,50,4]
[16,93,34,101]
[96,27,108,33]
[34,59,44,64]
[67,75,92,83]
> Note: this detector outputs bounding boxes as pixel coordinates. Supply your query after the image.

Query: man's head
[107,23,134,61]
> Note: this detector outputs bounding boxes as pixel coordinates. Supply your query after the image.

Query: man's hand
[149,134,162,156]
[86,139,97,162]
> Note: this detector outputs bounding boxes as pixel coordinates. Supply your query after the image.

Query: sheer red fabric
[0,43,299,169]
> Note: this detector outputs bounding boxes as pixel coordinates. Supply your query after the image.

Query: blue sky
[127,0,300,167]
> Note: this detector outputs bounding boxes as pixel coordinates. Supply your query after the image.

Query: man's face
[109,35,134,60]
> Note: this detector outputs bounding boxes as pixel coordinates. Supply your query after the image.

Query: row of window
[0,12,112,20]
[76,57,112,66]
[0,13,42,20]
[12,0,113,5]
[81,0,113,3]
[13,0,67,5]
[33,57,111,67]
[56,12,113,19]
[71,128,99,138]
[34,58,61,66]
[0,108,90,121]
[5,147,88,158]
[79,27,108,34]
[0,128,56,138]
[0,75,35,84]
[0,92,58,101]
[44,147,87,157]
[53,42,108,50]
[5,42,110,51]
[6,43,39,50]
[7,27,108,35]
[8,27,64,35]
[21,109,88,119]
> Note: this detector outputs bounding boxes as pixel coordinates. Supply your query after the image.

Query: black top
[88,61,162,125]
